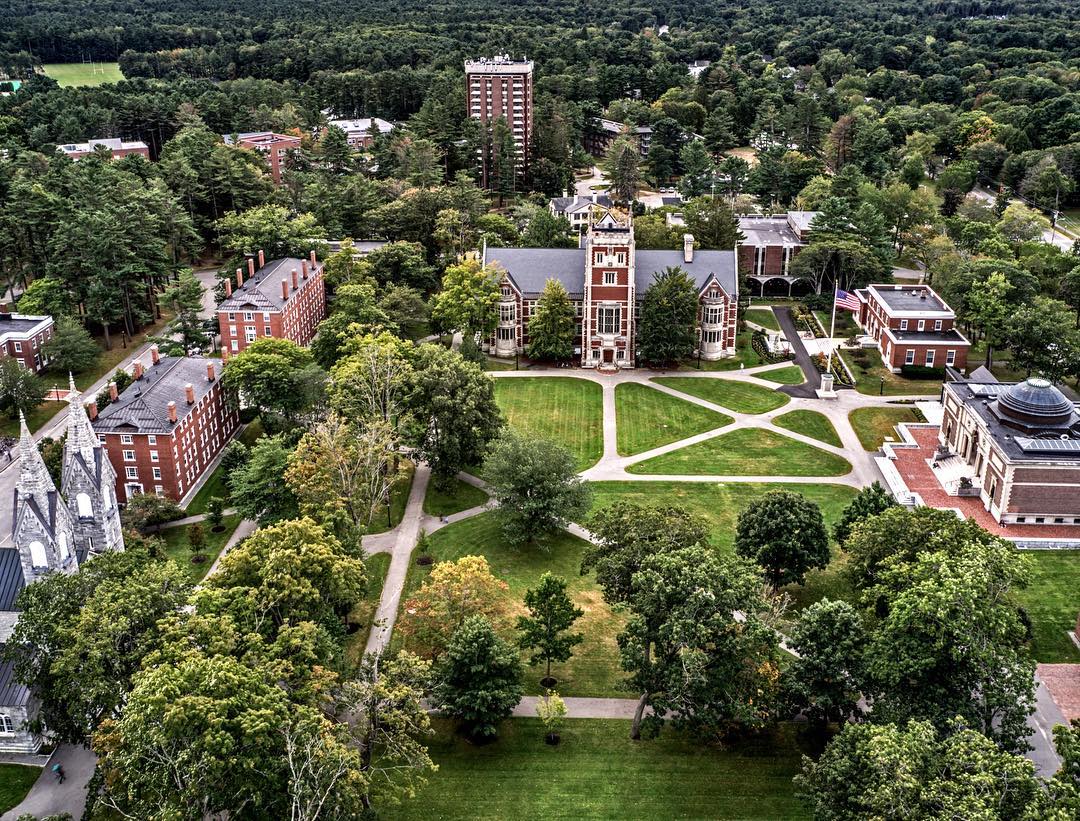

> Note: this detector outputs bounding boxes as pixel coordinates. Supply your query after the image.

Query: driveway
[772,307,821,397]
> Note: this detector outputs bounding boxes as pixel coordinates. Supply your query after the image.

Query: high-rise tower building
[465,56,534,187]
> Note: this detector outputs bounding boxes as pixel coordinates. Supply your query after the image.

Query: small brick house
[91,352,240,503]
[217,250,327,354]
[0,312,54,372]
[856,284,970,373]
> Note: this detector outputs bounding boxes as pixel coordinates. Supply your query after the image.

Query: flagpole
[828,288,838,373]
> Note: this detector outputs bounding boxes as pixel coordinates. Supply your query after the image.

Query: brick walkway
[889,425,1080,541]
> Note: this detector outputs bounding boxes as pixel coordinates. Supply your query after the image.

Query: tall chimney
[309,250,317,266]
[86,400,97,421]
[281,279,289,300]
[236,267,244,288]
[257,249,265,268]
[185,383,195,405]
[225,279,232,297]
[207,362,216,382]
[151,343,160,365]
[168,401,177,424]
[247,257,255,277]
[108,381,118,401]
[133,362,144,380]
[291,268,299,290]
[683,233,695,264]
[301,260,309,279]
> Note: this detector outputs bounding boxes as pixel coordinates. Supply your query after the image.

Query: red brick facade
[856,284,970,373]
[226,133,302,185]
[218,252,326,355]
[0,314,54,372]
[93,355,241,503]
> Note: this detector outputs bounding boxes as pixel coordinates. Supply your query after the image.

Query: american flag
[835,289,860,312]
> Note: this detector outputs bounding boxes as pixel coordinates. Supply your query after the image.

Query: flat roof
[57,138,147,153]
[223,132,301,147]
[0,313,52,339]
[869,284,952,315]
[886,327,970,345]
[945,379,1080,463]
[465,58,534,74]
[328,118,393,134]
[738,216,801,246]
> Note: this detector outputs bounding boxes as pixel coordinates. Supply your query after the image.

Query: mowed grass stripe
[615,382,731,456]
[494,377,603,470]
[392,512,630,698]
[848,406,921,451]
[382,718,812,821]
[652,376,789,414]
[758,365,805,385]
[627,427,851,476]
[773,409,842,447]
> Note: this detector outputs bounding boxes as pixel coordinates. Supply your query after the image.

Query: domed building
[941,374,1080,526]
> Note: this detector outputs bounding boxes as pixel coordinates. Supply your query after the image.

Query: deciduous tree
[517,573,584,685]
[41,316,99,374]
[430,258,500,337]
[734,490,830,588]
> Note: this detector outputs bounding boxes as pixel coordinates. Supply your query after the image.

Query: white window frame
[946,349,956,366]
[125,467,139,479]
[905,349,915,365]
[925,350,935,367]
[598,306,620,335]
[603,271,617,286]
[899,319,908,331]
[120,434,133,444]
[934,319,942,331]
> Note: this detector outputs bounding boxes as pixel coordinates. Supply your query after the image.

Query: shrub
[900,365,946,380]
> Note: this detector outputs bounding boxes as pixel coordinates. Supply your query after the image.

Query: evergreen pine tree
[526,279,576,361]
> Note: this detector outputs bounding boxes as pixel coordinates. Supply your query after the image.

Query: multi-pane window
[499,303,516,323]
[905,349,915,365]
[120,434,133,444]
[603,271,617,285]
[925,350,936,366]
[702,305,724,324]
[946,349,956,366]
[123,450,135,462]
[935,319,943,331]
[598,307,619,335]
[125,467,139,479]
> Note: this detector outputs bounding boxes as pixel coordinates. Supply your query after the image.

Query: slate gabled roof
[218,258,318,313]
[635,250,738,297]
[93,357,223,435]
[0,549,24,612]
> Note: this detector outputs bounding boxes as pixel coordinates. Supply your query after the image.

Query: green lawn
[772,410,842,447]
[838,349,941,396]
[185,462,230,514]
[653,376,789,414]
[758,365,805,385]
[42,62,124,86]
[848,406,921,451]
[366,461,416,534]
[493,377,603,470]
[1017,550,1080,663]
[394,512,631,698]
[239,418,266,446]
[746,307,781,331]
[485,357,517,371]
[346,552,392,665]
[813,309,857,338]
[0,764,40,813]
[0,401,65,437]
[627,428,851,477]
[424,477,489,517]
[678,330,765,371]
[160,514,241,583]
[589,481,859,615]
[615,383,731,456]
[382,719,811,821]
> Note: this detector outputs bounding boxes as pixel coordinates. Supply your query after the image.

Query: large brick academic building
[855,284,970,373]
[483,214,738,367]
[217,250,327,355]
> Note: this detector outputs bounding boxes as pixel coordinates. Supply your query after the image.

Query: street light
[880,376,885,396]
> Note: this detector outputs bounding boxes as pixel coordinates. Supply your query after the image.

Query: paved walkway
[0,744,96,821]
[773,306,821,396]
[365,463,432,655]
[512,696,642,719]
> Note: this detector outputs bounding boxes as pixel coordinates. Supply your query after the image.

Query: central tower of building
[581,214,635,368]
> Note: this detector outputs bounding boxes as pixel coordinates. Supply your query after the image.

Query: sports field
[43,62,124,87]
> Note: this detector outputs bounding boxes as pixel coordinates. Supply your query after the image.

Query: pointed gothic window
[29,541,47,569]
[76,493,93,519]
[58,533,69,560]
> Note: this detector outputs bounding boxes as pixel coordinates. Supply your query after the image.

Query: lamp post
[880,376,885,396]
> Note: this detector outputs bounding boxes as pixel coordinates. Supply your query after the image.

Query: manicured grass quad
[758,365,806,385]
[615,383,731,456]
[1017,550,1080,663]
[627,428,851,477]
[838,350,942,397]
[381,719,811,821]
[589,481,859,614]
[493,377,603,470]
[677,330,765,371]
[160,514,242,583]
[393,512,632,698]
[0,764,40,813]
[652,376,790,414]
[745,307,781,331]
[772,409,842,447]
[423,477,490,517]
[848,406,921,451]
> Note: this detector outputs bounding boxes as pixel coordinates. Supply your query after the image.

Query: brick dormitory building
[91,347,240,503]
[483,214,738,368]
[0,311,54,372]
[217,249,327,355]
[222,132,302,185]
